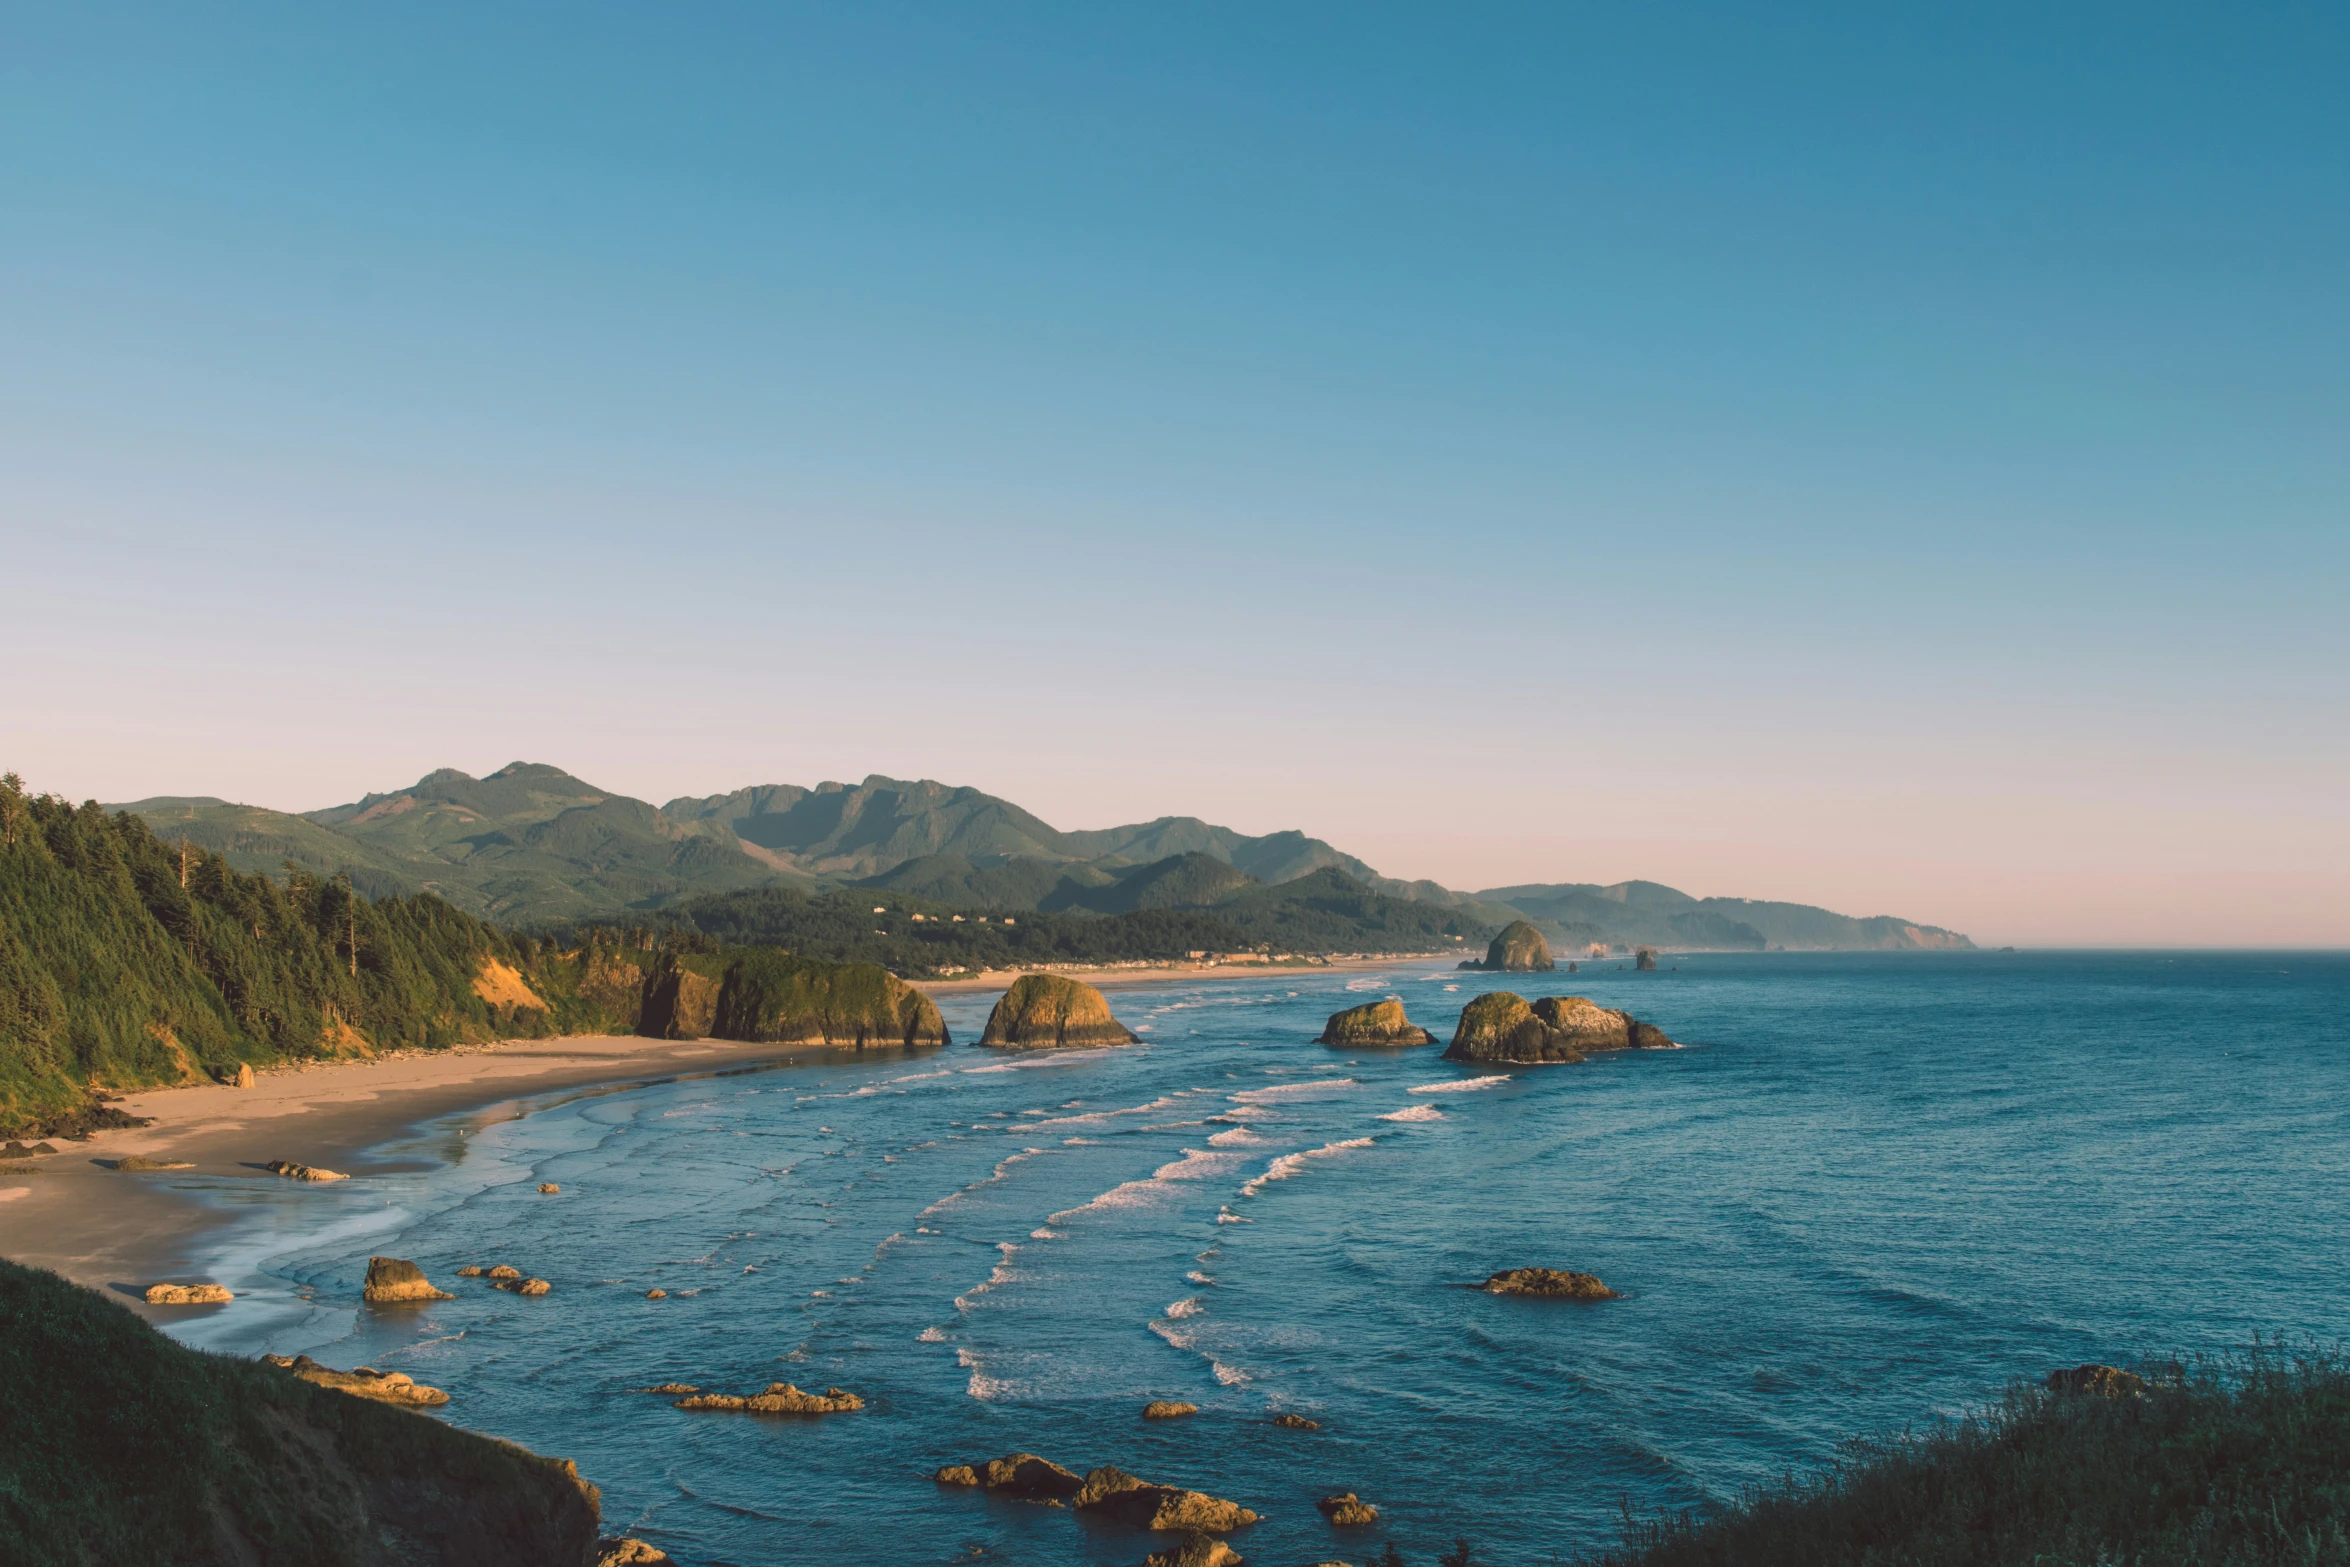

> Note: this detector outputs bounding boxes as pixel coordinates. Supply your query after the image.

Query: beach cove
[22,950,2350,1564]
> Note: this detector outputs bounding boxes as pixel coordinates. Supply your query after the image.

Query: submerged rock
[1271,1413,1321,1430]
[1142,1400,1200,1419]
[493,1276,552,1296]
[143,1282,233,1305]
[2047,1364,2146,1397]
[1483,1267,1619,1300]
[1143,1532,1245,1567]
[1475,920,1555,972]
[364,1256,453,1303]
[674,1382,863,1414]
[979,974,1138,1049]
[264,1158,347,1182]
[1316,998,1434,1047]
[635,1383,700,1394]
[1074,1466,1258,1531]
[1442,993,1674,1064]
[263,1353,449,1407]
[1318,1492,1380,1525]
[114,1155,194,1171]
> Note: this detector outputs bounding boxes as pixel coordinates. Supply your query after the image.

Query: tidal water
[161,951,2350,1566]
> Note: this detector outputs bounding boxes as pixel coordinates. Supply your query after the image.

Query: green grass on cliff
[0,1257,601,1566]
[1593,1345,2350,1567]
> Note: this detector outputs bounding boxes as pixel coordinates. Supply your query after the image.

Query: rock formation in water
[703,952,950,1048]
[1073,1465,1259,1531]
[1143,1400,1200,1419]
[488,1265,522,1279]
[674,1382,863,1413]
[935,1452,1086,1497]
[539,1182,561,1193]
[1442,992,1675,1064]
[1635,946,1659,971]
[979,973,1139,1048]
[1318,1492,1380,1525]
[114,1155,193,1171]
[645,1288,668,1299]
[264,1353,452,1407]
[1468,919,1555,972]
[364,1255,454,1302]
[264,1158,347,1181]
[2047,1364,2146,1397]
[494,1276,553,1296]
[1316,998,1435,1047]
[1144,1533,1244,1567]
[592,1540,677,1567]
[143,1282,233,1304]
[1483,1267,1619,1300]
[1271,1412,1321,1430]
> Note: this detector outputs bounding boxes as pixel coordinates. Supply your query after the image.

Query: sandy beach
[0,955,1455,1314]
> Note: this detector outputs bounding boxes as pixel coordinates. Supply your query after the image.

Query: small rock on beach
[144,1282,232,1305]
[264,1159,346,1182]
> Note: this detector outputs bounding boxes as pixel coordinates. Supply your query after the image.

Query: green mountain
[1480,879,1974,952]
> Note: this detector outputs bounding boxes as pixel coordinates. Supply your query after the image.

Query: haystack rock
[1318,1492,1380,1525]
[1073,1466,1258,1531]
[364,1256,454,1303]
[1635,947,1659,971]
[144,1282,233,1305]
[1474,920,1555,972]
[979,974,1138,1048]
[263,1353,450,1407]
[2047,1364,2146,1397]
[675,1382,864,1414]
[1483,1267,1619,1300]
[1142,1400,1199,1419]
[1442,993,1675,1064]
[1144,1532,1245,1567]
[264,1159,347,1182]
[1316,998,1434,1047]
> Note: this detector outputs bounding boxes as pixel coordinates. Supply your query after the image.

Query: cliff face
[1316,997,1435,1047]
[1443,992,1675,1063]
[0,1257,604,1566]
[707,951,948,1048]
[979,973,1138,1048]
[638,955,722,1040]
[1475,920,1555,972]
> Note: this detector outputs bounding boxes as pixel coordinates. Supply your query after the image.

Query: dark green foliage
[1595,1346,2350,1567]
[0,1256,601,1565]
[0,773,626,1133]
[710,948,947,1045]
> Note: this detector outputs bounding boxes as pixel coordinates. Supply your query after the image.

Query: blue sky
[3,3,2344,942]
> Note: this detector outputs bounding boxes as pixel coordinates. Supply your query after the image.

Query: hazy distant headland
[117,761,1970,957]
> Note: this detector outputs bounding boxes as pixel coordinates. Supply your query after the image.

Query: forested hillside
[0,774,626,1134]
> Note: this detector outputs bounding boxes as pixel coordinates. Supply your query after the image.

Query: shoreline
[0,956,1454,1312]
[912,951,1459,993]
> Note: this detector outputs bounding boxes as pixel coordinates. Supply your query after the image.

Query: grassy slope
[1596,1349,2350,1567]
[0,1257,602,1566]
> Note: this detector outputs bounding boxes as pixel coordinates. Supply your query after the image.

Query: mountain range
[116,762,1971,952]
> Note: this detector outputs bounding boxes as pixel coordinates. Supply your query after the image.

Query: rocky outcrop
[704,952,950,1048]
[494,1276,552,1296]
[2047,1364,2146,1397]
[1144,1532,1244,1567]
[143,1282,232,1304]
[638,956,722,1040]
[591,1540,676,1567]
[1073,1466,1258,1531]
[979,974,1138,1048]
[635,1383,699,1394]
[264,1353,450,1407]
[1271,1413,1320,1430]
[1635,947,1659,971]
[1469,920,1554,972]
[645,1288,668,1299]
[264,1158,347,1181]
[1442,993,1674,1064]
[1142,1400,1199,1419]
[233,1062,255,1088]
[114,1155,194,1171]
[1318,1492,1379,1525]
[1483,1267,1618,1300]
[0,1141,58,1157]
[935,1452,1086,1497]
[365,1256,454,1302]
[674,1382,863,1413]
[1316,998,1434,1047]
[539,1182,561,1194]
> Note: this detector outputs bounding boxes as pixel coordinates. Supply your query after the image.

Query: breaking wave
[1239,1137,1375,1197]
[1379,1103,1445,1122]
[1409,1075,1513,1094]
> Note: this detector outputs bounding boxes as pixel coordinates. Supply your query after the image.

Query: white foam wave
[919,1326,949,1343]
[1409,1075,1513,1094]
[959,1347,1011,1400]
[1343,977,1391,991]
[1206,1126,1266,1147]
[1022,1094,1191,1131]
[1379,1103,1445,1122]
[1212,1361,1251,1386]
[1215,1207,1251,1224]
[1149,1318,1196,1350]
[1229,1078,1358,1104]
[1153,1149,1241,1181]
[1239,1137,1375,1197]
[1030,1226,1063,1240]
[1166,1297,1204,1319]
[1187,1270,1215,1285]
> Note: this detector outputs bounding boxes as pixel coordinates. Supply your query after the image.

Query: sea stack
[1476,920,1555,972]
[1635,947,1659,971]
[979,974,1138,1048]
[1316,997,1435,1047]
[364,1256,454,1302]
[1443,993,1675,1064]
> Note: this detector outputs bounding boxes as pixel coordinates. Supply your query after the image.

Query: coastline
[0,955,1454,1313]
[912,951,1458,993]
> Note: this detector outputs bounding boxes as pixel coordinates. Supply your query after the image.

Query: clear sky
[3,4,2344,946]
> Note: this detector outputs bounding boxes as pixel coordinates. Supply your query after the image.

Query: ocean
[158,950,2350,1565]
